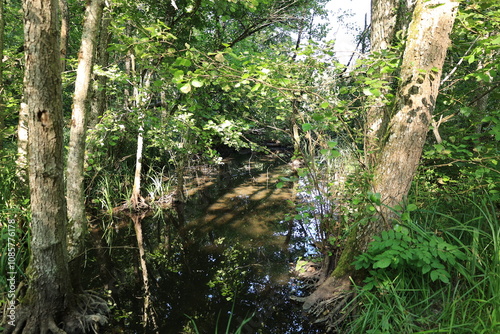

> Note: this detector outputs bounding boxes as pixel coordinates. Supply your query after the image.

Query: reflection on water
[87,155,323,333]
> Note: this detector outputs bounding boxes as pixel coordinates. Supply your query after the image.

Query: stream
[85,153,323,333]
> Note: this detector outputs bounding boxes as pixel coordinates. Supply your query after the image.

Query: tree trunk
[59,0,69,71]
[365,0,415,167]
[302,0,459,326]
[10,0,74,331]
[89,11,111,130]
[66,0,104,290]
[130,60,152,209]
[369,0,459,226]
[16,0,69,181]
[6,1,109,332]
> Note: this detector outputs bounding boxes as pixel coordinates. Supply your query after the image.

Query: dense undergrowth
[343,193,499,333]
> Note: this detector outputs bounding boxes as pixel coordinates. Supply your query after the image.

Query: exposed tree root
[3,292,109,334]
[292,275,354,332]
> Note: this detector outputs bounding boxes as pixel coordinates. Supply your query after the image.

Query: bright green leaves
[173,56,192,67]
[179,83,191,94]
[319,141,340,157]
[191,79,203,88]
[301,123,313,132]
[354,223,466,290]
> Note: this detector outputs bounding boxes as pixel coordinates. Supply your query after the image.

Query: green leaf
[251,83,261,92]
[320,102,330,108]
[406,204,418,212]
[373,257,391,269]
[327,141,338,148]
[302,123,313,131]
[191,79,203,88]
[180,83,192,94]
[331,150,341,158]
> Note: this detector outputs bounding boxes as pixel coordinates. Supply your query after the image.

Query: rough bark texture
[302,0,459,327]
[66,0,104,286]
[5,1,110,332]
[14,0,74,331]
[365,0,415,168]
[370,0,459,225]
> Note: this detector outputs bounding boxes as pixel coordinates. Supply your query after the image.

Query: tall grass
[343,192,500,334]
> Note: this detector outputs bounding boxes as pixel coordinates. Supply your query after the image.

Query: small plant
[354,222,466,290]
[186,300,254,334]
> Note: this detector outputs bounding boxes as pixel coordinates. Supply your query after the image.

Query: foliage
[353,220,466,289]
[343,191,500,333]
[207,239,251,301]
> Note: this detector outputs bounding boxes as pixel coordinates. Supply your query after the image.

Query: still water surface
[87,155,322,333]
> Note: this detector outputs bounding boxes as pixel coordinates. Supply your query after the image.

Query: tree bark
[59,0,69,71]
[129,58,152,209]
[365,0,415,167]
[10,0,74,331]
[89,10,111,130]
[16,0,69,181]
[302,0,459,325]
[66,0,105,290]
[369,0,459,226]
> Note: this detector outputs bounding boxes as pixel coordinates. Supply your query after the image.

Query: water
[85,154,324,333]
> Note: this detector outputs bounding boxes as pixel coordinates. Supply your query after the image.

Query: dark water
[86,154,323,333]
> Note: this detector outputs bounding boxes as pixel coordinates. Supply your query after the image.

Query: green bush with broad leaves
[353,222,466,290]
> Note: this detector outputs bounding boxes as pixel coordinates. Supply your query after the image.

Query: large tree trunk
[365,0,415,167]
[66,0,104,290]
[16,0,69,181]
[6,1,109,332]
[302,0,459,327]
[10,0,74,331]
[369,0,459,227]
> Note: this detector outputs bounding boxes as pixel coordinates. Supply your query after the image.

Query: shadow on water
[85,154,323,333]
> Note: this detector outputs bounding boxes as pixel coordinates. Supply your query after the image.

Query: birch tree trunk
[129,57,152,209]
[302,0,459,325]
[66,0,104,289]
